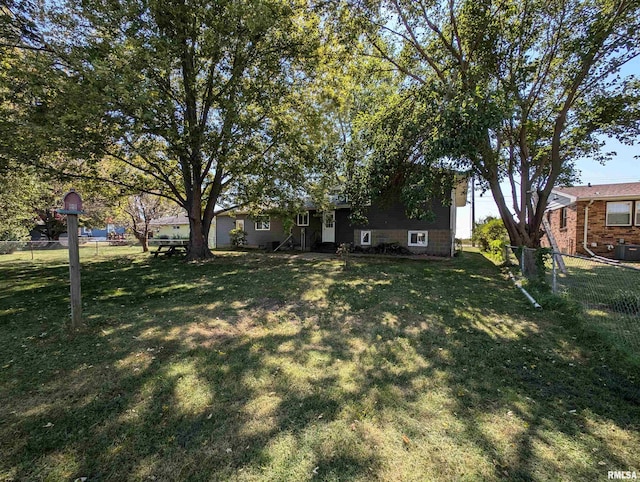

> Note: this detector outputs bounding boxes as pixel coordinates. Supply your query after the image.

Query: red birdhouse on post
[59,189,84,214]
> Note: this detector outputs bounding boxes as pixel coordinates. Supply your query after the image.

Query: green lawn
[549,255,640,365]
[0,249,638,481]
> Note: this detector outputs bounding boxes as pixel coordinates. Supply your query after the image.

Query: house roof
[546,196,573,211]
[553,182,640,201]
[149,214,189,226]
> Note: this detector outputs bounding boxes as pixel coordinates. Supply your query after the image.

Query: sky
[456,141,639,238]
[455,57,640,239]
[455,141,639,238]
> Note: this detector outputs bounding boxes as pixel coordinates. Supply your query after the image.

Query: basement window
[255,216,271,231]
[360,230,371,246]
[606,202,632,226]
[408,231,428,247]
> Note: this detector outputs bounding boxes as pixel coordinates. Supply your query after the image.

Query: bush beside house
[473,217,509,261]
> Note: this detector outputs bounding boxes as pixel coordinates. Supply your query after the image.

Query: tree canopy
[4,0,639,262]
[14,0,339,259]
[353,0,640,250]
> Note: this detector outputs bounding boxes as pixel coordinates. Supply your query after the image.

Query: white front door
[322,211,335,243]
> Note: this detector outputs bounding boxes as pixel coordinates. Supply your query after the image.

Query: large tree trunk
[488,175,544,277]
[186,190,213,260]
[187,216,212,260]
[184,171,217,260]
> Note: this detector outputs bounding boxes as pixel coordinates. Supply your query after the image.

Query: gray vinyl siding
[215,215,235,248]
[353,197,454,256]
[248,216,287,247]
[357,200,451,231]
[215,214,287,248]
[214,195,453,253]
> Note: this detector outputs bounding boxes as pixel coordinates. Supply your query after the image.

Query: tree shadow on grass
[0,251,638,480]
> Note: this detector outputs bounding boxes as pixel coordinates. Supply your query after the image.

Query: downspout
[582,200,621,264]
[583,200,597,257]
[508,271,542,309]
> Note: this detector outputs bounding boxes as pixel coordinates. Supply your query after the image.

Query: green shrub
[0,241,23,255]
[473,217,508,253]
[489,238,507,261]
[229,227,247,247]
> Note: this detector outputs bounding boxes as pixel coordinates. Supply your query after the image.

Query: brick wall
[544,205,578,254]
[354,229,452,256]
[576,200,640,257]
[544,200,640,257]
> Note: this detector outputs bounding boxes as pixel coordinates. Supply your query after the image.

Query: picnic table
[150,239,189,257]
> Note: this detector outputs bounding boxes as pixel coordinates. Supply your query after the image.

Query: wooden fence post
[60,189,84,330]
[67,213,82,329]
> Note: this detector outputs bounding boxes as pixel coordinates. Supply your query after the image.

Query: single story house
[149,214,217,248]
[544,182,640,259]
[149,214,190,239]
[215,181,468,257]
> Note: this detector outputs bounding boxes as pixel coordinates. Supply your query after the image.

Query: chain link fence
[0,239,145,261]
[505,245,640,360]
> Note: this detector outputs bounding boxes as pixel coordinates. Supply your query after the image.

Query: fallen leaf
[43,422,54,428]
[402,435,410,445]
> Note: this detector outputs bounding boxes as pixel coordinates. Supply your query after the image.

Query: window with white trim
[560,207,567,229]
[360,230,371,246]
[255,216,270,231]
[606,202,632,226]
[636,202,640,226]
[408,230,428,247]
[296,212,309,226]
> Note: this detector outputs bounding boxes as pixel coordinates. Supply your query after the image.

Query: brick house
[544,182,640,258]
